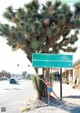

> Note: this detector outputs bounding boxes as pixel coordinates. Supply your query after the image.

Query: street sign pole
[60,68,62,100]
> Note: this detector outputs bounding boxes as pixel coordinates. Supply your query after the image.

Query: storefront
[73,59,80,85]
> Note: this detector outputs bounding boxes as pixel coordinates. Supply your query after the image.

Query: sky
[0,0,80,74]
[0,0,35,74]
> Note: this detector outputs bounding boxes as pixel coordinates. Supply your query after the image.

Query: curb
[21,106,28,112]
[21,92,37,112]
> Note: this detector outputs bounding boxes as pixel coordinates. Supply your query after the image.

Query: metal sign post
[60,68,62,100]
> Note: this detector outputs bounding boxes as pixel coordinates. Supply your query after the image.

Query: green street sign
[32,53,73,68]
[60,0,80,3]
[51,0,80,3]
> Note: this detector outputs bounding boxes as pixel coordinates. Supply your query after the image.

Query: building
[73,59,80,85]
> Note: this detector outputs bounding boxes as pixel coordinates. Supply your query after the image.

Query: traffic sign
[32,53,73,68]
[51,0,80,3]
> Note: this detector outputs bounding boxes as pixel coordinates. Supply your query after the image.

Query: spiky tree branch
[0,0,80,61]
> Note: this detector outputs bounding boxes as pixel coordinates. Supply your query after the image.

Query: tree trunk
[38,68,47,99]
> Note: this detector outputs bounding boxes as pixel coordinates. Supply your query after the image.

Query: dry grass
[72,83,80,90]
[77,84,80,90]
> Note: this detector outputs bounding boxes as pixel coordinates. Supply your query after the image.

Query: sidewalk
[22,82,80,113]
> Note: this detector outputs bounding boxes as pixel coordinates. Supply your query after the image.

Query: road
[0,80,36,113]
[0,80,80,113]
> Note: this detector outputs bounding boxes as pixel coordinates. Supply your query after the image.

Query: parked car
[10,78,18,84]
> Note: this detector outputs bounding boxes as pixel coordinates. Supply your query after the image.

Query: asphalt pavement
[0,80,36,113]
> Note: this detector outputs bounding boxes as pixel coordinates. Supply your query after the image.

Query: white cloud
[0,38,33,74]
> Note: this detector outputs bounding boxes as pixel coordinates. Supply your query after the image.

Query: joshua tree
[0,0,80,62]
[0,0,80,97]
